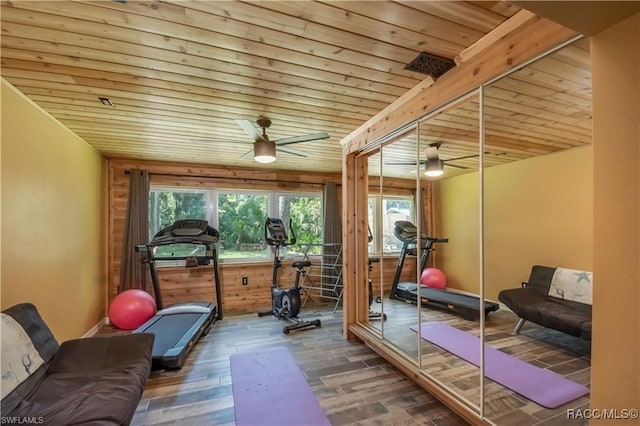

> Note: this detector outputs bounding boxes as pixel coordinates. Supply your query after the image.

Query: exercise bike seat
[292,259,312,269]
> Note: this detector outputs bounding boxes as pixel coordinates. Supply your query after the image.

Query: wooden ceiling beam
[341,16,578,154]
[455,9,536,65]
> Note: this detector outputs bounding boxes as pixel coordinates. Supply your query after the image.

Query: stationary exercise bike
[257,217,321,334]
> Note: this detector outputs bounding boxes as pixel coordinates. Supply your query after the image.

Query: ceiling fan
[234,117,330,164]
[386,143,484,177]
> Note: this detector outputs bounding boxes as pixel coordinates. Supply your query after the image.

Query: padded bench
[1,303,154,425]
[498,265,593,340]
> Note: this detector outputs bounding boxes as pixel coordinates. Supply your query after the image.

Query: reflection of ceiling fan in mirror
[235,117,330,164]
[386,143,485,177]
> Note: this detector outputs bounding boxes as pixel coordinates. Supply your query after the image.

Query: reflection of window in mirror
[362,128,423,360]
[368,196,415,255]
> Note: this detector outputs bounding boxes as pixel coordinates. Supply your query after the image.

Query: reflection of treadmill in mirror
[135,220,222,369]
[389,220,499,320]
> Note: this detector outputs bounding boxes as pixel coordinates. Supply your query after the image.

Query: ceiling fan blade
[384,160,425,166]
[234,118,265,142]
[446,153,481,161]
[240,149,254,159]
[276,146,309,157]
[191,138,250,144]
[275,132,330,146]
[444,162,469,169]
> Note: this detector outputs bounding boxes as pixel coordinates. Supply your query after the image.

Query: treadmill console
[171,220,209,236]
[393,220,449,246]
[150,220,219,246]
[393,220,418,242]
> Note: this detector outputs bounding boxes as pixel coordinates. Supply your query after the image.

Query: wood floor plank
[326,401,390,426]
[99,299,590,425]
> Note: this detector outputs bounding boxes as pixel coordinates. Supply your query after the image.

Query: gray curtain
[119,169,150,293]
[322,182,342,295]
[323,182,341,245]
[417,183,435,266]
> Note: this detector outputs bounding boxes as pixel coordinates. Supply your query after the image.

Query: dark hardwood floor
[122,304,468,426]
[100,299,591,425]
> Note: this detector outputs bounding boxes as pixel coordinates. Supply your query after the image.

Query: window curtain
[119,169,150,293]
[417,183,436,266]
[322,182,342,298]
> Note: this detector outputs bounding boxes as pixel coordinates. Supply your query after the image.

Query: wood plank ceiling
[0,1,591,177]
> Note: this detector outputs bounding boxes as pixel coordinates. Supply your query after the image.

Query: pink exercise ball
[421,268,447,290]
[109,289,156,330]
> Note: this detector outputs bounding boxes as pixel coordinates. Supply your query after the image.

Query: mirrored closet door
[416,91,482,413]
[480,38,593,422]
[367,127,421,361]
[351,36,592,424]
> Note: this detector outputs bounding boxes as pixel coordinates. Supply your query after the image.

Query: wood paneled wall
[108,157,341,315]
[370,257,417,295]
[108,157,418,315]
[155,261,297,315]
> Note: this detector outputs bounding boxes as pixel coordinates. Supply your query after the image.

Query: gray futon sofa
[498,265,593,340]
[1,303,154,425]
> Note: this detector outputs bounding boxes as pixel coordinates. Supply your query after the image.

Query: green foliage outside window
[148,189,322,260]
[280,195,323,255]
[149,191,206,239]
[217,193,268,253]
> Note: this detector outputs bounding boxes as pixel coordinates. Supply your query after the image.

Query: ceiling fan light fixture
[424,159,444,177]
[253,139,276,163]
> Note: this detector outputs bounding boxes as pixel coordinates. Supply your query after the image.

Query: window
[217,192,269,259]
[149,189,208,239]
[278,194,323,256]
[148,189,209,258]
[148,187,322,261]
[368,196,414,254]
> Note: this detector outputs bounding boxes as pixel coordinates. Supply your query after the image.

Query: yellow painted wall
[436,145,593,300]
[591,13,639,418]
[1,79,106,342]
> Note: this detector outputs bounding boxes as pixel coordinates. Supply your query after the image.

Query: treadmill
[134,220,222,369]
[389,221,499,320]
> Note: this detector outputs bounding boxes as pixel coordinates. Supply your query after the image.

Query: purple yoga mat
[230,346,330,426]
[411,322,590,408]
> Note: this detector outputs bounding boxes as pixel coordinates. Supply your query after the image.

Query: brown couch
[498,265,593,340]
[1,303,154,425]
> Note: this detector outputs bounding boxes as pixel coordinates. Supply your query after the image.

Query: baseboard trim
[83,317,108,337]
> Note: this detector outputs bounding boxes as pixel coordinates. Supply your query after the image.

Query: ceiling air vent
[405,52,456,78]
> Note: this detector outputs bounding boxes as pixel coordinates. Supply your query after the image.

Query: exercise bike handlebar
[264,217,297,247]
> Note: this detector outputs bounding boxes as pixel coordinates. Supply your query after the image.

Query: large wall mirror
[417,91,482,413]
[478,37,592,423]
[353,37,592,423]
[365,127,422,362]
